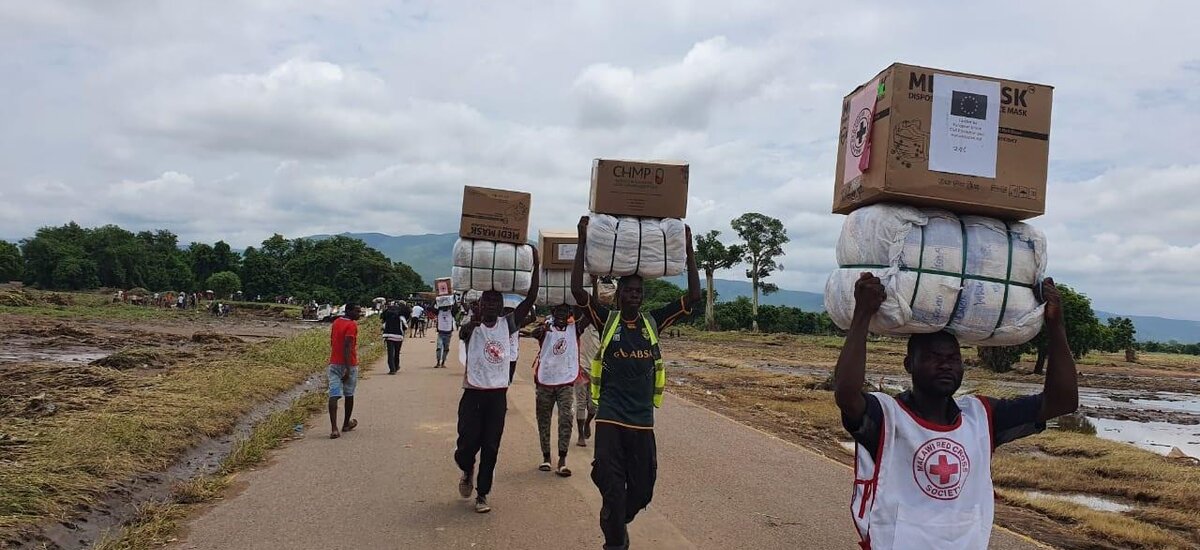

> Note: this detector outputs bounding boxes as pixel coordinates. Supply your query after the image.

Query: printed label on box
[556,243,578,263]
[929,74,1001,178]
[842,80,879,184]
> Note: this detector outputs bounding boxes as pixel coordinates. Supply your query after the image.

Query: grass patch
[220,392,326,473]
[997,488,1193,549]
[0,313,381,540]
[93,391,333,549]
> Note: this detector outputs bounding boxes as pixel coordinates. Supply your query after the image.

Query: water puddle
[0,348,109,364]
[1023,491,1134,513]
[1087,417,1200,458]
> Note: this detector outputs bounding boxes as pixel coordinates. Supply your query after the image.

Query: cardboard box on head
[460,186,532,245]
[834,63,1053,220]
[435,277,453,297]
[590,159,689,219]
[539,230,579,270]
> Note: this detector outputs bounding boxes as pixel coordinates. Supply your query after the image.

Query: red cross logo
[928,453,959,485]
[912,438,970,500]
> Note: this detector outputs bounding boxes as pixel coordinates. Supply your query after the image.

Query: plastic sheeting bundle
[824,203,1047,346]
[452,239,534,293]
[585,214,686,278]
[537,269,591,307]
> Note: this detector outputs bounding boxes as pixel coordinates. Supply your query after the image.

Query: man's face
[551,305,570,325]
[480,292,503,319]
[906,337,964,397]
[618,277,644,310]
[346,306,362,320]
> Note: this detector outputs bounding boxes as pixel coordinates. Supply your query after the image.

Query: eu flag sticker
[951,91,988,120]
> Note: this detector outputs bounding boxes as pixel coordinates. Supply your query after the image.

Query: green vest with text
[591,311,665,408]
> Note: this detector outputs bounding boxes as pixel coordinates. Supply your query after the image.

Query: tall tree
[206,271,242,300]
[212,241,240,273]
[0,240,22,282]
[731,213,789,332]
[694,230,743,331]
[239,246,289,300]
[1107,316,1138,363]
[188,243,218,286]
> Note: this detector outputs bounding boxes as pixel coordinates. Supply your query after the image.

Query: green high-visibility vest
[591,311,665,408]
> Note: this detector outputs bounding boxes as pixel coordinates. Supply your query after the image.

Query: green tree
[713,296,755,331]
[641,278,686,313]
[206,271,242,300]
[731,213,789,332]
[1030,283,1102,374]
[239,246,289,300]
[212,241,240,273]
[21,222,90,289]
[52,256,99,290]
[188,243,218,286]
[695,230,743,331]
[0,240,22,281]
[976,345,1026,373]
[136,230,193,290]
[1107,316,1137,363]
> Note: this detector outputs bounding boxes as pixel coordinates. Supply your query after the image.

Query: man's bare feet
[330,430,340,439]
[342,418,358,432]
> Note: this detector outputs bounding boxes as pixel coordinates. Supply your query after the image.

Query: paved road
[175,331,1045,549]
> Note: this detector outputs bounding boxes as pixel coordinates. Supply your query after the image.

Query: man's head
[617,275,644,311]
[479,290,503,320]
[904,331,963,397]
[344,302,362,321]
[550,304,570,325]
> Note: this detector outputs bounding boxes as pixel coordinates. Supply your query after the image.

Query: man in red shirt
[329,302,362,439]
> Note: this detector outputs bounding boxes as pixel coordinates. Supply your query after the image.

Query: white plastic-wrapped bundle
[585,214,686,278]
[824,203,1047,346]
[452,239,534,293]
[537,269,591,306]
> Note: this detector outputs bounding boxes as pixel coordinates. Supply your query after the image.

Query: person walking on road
[328,302,363,439]
[435,303,457,368]
[530,304,591,477]
[455,253,540,514]
[381,302,407,375]
[834,274,1078,549]
[571,216,702,550]
[410,303,425,338]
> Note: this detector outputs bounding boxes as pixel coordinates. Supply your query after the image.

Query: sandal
[330,431,340,439]
[556,465,572,477]
[342,419,358,432]
[538,462,552,472]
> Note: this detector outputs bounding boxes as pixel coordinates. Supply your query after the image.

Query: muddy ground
[0,305,317,548]
[0,310,311,422]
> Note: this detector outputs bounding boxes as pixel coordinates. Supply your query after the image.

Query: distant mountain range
[315,231,1199,344]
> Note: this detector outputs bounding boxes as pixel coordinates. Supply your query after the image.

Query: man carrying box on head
[835,273,1078,549]
[454,251,540,514]
[571,216,702,550]
[529,303,592,477]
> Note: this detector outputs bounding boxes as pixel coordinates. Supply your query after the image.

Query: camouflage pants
[535,385,575,458]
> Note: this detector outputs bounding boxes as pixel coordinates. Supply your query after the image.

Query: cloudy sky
[2,1,1198,319]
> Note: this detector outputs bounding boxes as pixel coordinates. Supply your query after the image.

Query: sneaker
[474,495,491,513]
[458,472,473,498]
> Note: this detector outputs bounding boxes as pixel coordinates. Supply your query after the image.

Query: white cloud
[572,37,780,130]
[1,1,1199,320]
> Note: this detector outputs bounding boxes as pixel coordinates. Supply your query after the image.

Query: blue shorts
[328,365,359,397]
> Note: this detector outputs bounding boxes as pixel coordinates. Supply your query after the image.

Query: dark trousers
[454,389,508,496]
[591,422,657,547]
[385,339,403,372]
